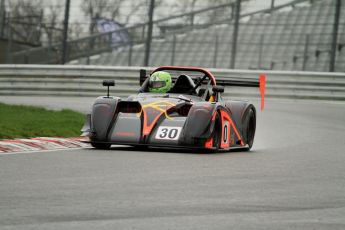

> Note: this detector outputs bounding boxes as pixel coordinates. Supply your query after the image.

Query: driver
[148,71,172,93]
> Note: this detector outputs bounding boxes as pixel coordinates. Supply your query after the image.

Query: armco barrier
[0,65,345,100]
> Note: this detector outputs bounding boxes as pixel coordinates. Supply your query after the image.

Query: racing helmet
[148,71,172,93]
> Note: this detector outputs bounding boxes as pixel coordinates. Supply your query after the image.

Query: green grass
[0,103,85,139]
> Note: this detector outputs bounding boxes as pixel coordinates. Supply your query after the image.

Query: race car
[81,66,265,152]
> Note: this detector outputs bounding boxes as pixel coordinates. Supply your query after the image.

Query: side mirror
[102,80,115,97]
[212,85,224,93]
[103,80,115,86]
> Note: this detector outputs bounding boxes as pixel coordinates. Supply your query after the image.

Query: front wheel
[243,108,256,151]
[91,142,111,149]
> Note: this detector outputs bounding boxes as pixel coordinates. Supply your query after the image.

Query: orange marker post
[259,74,266,111]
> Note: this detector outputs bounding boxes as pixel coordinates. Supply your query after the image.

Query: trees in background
[41,4,63,46]
[5,0,67,46]
[5,0,43,46]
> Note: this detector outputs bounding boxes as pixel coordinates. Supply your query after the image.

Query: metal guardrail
[0,65,345,100]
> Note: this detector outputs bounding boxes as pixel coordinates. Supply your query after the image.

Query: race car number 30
[155,126,182,140]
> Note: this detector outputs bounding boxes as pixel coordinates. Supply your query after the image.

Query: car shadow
[84,145,259,155]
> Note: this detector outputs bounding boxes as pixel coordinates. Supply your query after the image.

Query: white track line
[0,147,93,156]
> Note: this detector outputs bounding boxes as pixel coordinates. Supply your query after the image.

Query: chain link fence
[3,0,345,72]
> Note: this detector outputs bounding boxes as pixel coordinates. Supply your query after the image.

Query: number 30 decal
[155,126,182,140]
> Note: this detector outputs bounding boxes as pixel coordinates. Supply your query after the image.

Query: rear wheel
[91,142,111,149]
[243,108,256,151]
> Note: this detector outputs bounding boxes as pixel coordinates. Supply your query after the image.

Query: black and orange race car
[81,66,265,152]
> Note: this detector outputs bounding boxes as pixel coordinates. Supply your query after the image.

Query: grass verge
[0,103,85,139]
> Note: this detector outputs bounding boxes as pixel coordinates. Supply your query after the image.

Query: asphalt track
[1,96,345,229]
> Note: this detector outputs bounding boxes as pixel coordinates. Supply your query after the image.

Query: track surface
[1,97,345,229]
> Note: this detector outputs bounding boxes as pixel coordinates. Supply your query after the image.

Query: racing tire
[243,108,256,151]
[90,142,111,149]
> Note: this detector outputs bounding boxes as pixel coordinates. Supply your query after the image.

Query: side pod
[90,96,121,141]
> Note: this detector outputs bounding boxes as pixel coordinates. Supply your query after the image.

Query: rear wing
[216,75,266,111]
[216,77,259,87]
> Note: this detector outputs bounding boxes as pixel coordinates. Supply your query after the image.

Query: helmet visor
[149,80,166,89]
